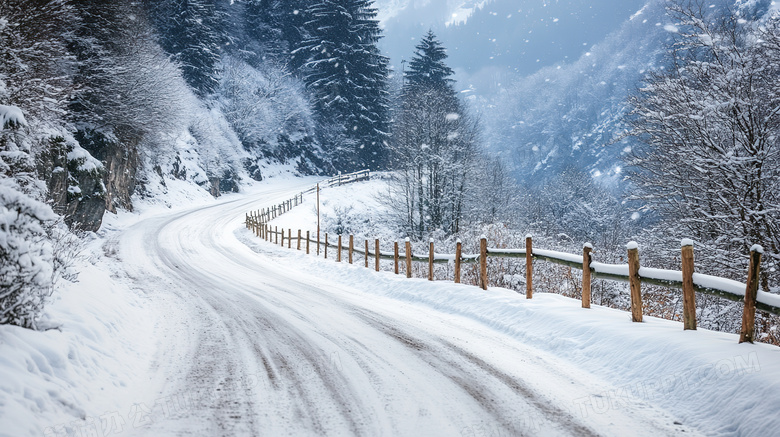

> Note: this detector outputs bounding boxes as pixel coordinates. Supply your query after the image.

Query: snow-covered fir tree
[296,0,390,171]
[145,0,224,97]
[390,30,480,238]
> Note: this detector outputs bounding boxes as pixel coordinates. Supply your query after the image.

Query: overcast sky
[373,0,649,94]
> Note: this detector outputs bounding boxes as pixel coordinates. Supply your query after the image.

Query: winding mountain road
[105,180,697,437]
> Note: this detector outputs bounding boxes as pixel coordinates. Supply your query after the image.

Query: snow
[4,178,780,436]
[750,244,764,254]
[681,238,694,247]
[0,105,26,129]
[626,241,639,250]
[0,254,157,437]
[534,248,583,264]
[239,203,780,437]
[66,144,103,173]
[591,261,630,277]
[663,24,679,33]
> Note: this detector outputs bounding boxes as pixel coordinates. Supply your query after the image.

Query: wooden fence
[244,177,780,345]
[246,170,370,224]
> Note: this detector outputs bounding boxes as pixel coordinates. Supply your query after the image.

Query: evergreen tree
[145,0,224,97]
[405,30,456,92]
[296,0,390,171]
[241,0,307,68]
[390,31,479,237]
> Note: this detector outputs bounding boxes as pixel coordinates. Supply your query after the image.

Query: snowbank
[0,252,157,436]
[239,229,780,437]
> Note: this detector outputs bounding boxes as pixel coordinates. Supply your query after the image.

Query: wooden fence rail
[244,170,370,227]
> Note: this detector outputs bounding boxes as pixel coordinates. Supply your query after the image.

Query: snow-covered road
[102,180,704,437]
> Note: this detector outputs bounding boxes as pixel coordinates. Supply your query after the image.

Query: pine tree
[241,0,307,68]
[296,0,390,171]
[405,30,456,92]
[145,0,224,97]
[390,30,479,237]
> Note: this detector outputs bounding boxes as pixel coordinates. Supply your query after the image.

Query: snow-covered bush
[0,181,61,328]
[0,106,79,329]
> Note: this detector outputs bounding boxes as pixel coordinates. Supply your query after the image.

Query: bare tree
[626,1,780,289]
[389,86,480,238]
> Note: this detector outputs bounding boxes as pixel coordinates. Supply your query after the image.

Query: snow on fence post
[349,235,354,264]
[394,241,400,274]
[375,239,380,272]
[739,245,763,343]
[288,229,292,249]
[526,235,533,298]
[582,243,593,308]
[455,240,462,284]
[365,239,369,268]
[405,238,412,278]
[681,240,697,330]
[297,230,302,250]
[306,231,310,254]
[627,241,643,323]
[480,236,488,290]
[337,235,342,262]
[428,239,435,281]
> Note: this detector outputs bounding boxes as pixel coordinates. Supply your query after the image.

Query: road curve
[106,181,698,437]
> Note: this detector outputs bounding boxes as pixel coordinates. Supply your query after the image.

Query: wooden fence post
[349,235,354,264]
[287,229,291,249]
[681,240,697,330]
[245,213,249,229]
[306,231,310,254]
[375,239,380,272]
[365,240,369,268]
[325,233,329,259]
[525,235,533,299]
[627,241,643,322]
[454,239,462,284]
[428,239,434,281]
[582,243,593,308]
[405,238,412,278]
[297,230,302,250]
[280,227,284,246]
[337,235,342,262]
[394,241,399,274]
[479,236,488,290]
[739,245,763,343]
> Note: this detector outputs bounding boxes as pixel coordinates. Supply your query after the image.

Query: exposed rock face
[75,129,138,214]
[37,137,106,232]
[209,176,221,197]
[102,145,138,213]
